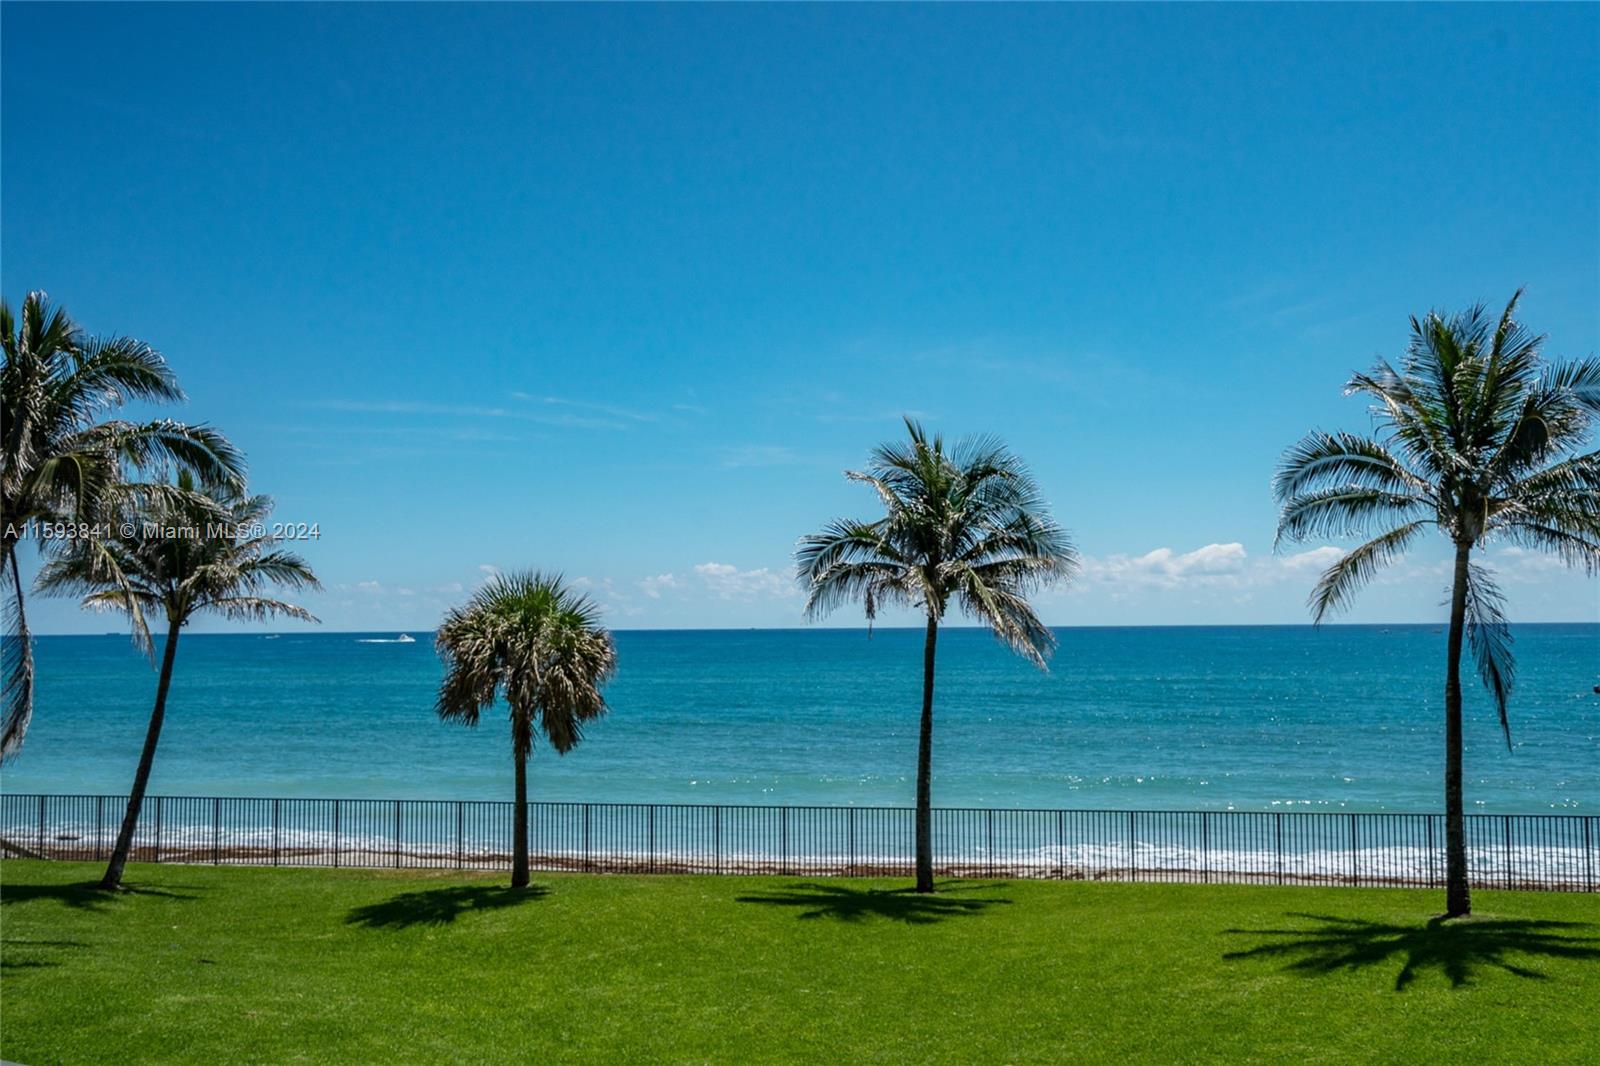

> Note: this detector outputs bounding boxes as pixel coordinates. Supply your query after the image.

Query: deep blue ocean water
[3,626,1596,813]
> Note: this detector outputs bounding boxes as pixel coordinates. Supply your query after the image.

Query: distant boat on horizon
[396,634,416,643]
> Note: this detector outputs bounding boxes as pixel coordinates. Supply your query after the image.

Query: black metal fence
[2,793,1594,892]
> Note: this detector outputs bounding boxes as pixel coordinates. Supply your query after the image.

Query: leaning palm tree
[2,291,243,761]
[797,418,1077,893]
[39,474,319,889]
[435,572,617,889]
[1276,291,1599,918]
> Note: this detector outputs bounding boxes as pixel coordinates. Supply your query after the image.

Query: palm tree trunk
[512,735,530,890]
[915,613,939,893]
[101,617,182,890]
[1443,542,1471,918]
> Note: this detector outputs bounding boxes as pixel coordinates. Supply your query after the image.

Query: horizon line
[29,619,1599,638]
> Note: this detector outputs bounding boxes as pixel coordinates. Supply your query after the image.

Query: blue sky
[4,3,1597,632]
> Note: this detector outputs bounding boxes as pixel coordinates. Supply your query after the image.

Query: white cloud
[1278,546,1344,573]
[638,573,679,599]
[1492,546,1570,576]
[635,562,796,602]
[1074,542,1365,602]
[1085,542,1249,589]
[693,562,797,601]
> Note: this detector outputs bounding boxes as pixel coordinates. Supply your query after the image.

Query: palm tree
[1275,291,1600,917]
[435,572,617,889]
[39,475,319,889]
[2,291,244,761]
[797,418,1077,893]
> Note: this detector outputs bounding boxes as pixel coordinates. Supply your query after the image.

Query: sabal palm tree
[797,418,1077,893]
[1275,291,1600,918]
[2,291,243,761]
[39,475,319,889]
[435,572,617,890]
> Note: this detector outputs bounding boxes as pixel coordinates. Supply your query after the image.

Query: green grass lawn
[2,860,1596,1064]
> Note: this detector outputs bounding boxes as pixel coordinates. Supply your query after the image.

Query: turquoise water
[3,626,1596,812]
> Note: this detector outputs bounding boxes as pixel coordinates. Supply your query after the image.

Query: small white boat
[396,634,416,643]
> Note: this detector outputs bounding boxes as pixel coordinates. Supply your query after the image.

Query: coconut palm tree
[797,418,1078,893]
[1275,291,1600,917]
[435,572,617,889]
[2,291,243,761]
[38,475,318,889]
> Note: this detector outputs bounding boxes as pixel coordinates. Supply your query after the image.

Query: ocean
[3,625,1596,813]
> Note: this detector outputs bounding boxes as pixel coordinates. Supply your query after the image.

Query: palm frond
[797,421,1074,671]
[1308,521,1429,622]
[1464,563,1515,750]
[1,292,228,758]
[951,566,1055,667]
[1494,521,1600,575]
[1,553,35,760]
[1276,486,1432,545]
[1274,431,1431,501]
[434,572,615,756]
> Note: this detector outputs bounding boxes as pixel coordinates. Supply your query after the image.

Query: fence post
[1504,817,1513,889]
[213,797,221,865]
[1427,815,1437,887]
[714,806,722,875]
[1580,816,1593,889]
[1274,813,1284,885]
[1585,818,1594,893]
[36,795,45,854]
[153,796,163,863]
[95,795,104,860]
[648,805,656,874]
[393,800,401,868]
[1127,811,1136,880]
[272,799,281,866]
[1056,810,1065,880]
[456,802,464,869]
[1201,812,1210,884]
[584,804,592,873]
[848,807,857,876]
[1348,813,1357,886]
[985,809,995,878]
[779,807,787,875]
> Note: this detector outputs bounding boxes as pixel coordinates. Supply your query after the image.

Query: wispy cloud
[634,562,796,602]
[638,573,679,600]
[692,562,797,601]
[508,394,662,425]
[314,399,631,431]
[719,445,801,468]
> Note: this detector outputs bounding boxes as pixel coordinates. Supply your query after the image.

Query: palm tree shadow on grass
[345,884,549,930]
[1,939,85,972]
[0,881,198,910]
[735,880,1012,925]
[1224,912,1600,990]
